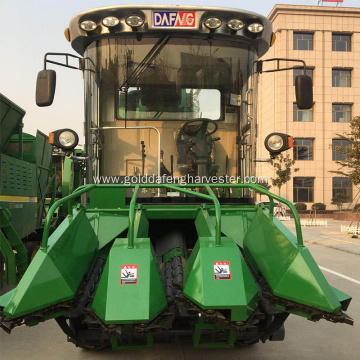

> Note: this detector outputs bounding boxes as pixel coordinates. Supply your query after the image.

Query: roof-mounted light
[80,20,97,31]
[125,15,144,27]
[247,23,264,33]
[102,16,120,27]
[227,19,244,31]
[204,17,222,30]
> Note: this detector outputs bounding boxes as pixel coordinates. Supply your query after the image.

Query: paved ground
[1,220,359,360]
[287,219,360,255]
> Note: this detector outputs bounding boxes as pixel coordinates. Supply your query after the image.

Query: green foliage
[331,116,360,187]
[354,203,360,211]
[331,193,350,211]
[269,153,299,194]
[312,202,326,211]
[295,202,307,211]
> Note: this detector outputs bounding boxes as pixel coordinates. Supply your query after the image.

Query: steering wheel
[182,119,218,137]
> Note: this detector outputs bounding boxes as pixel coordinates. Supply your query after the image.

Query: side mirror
[36,70,56,107]
[295,75,313,110]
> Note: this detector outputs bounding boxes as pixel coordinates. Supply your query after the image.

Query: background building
[257,4,360,209]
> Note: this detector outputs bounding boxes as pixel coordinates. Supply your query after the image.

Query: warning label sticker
[120,265,138,285]
[213,261,231,280]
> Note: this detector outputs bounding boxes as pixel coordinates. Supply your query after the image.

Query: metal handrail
[128,184,140,249]
[41,183,303,250]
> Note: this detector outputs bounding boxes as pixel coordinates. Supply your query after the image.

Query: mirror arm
[256,58,307,75]
[43,52,95,72]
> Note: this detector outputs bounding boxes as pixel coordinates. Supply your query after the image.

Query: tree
[331,116,360,193]
[331,193,350,211]
[257,178,271,200]
[269,153,299,195]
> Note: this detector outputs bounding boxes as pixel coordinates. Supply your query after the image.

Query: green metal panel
[2,208,98,318]
[87,213,129,249]
[331,286,352,308]
[218,211,252,247]
[92,238,167,324]
[0,93,25,153]
[195,208,216,237]
[89,188,126,209]
[0,209,28,283]
[0,289,15,308]
[0,155,37,197]
[183,236,258,322]
[0,154,38,239]
[34,131,53,228]
[0,229,17,284]
[4,133,36,162]
[243,208,341,313]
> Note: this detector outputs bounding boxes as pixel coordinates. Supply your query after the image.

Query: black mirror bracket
[255,58,308,76]
[36,53,95,107]
[255,58,313,110]
[43,52,90,71]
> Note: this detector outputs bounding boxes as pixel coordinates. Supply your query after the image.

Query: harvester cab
[0,5,353,350]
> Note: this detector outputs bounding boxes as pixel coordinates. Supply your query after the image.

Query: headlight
[267,135,283,152]
[264,133,293,156]
[102,16,120,27]
[126,15,144,27]
[204,17,222,29]
[80,20,97,31]
[247,23,264,33]
[49,129,79,151]
[59,131,76,148]
[227,19,244,31]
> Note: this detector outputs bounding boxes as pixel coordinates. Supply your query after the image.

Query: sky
[1,0,360,140]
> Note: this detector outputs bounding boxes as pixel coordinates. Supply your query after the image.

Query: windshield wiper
[119,34,171,92]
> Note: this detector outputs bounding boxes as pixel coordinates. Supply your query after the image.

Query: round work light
[247,23,264,33]
[49,129,79,151]
[102,16,120,27]
[80,20,97,31]
[227,19,244,31]
[204,17,222,29]
[126,15,144,27]
[264,133,293,157]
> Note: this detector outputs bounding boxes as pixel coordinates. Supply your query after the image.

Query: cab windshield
[86,37,255,123]
[84,37,257,188]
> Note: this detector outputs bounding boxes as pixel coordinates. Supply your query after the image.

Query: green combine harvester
[0,94,54,288]
[0,5,353,349]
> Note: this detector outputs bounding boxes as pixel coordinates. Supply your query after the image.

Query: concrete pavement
[288,219,360,255]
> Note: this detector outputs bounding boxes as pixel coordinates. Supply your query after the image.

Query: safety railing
[41,183,303,250]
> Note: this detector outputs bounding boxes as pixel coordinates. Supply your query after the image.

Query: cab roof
[68,5,272,57]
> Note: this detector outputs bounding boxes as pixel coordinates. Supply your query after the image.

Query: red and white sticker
[120,265,138,285]
[213,261,231,280]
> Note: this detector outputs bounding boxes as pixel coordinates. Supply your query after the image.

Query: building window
[293,68,314,86]
[293,138,314,160]
[294,177,314,203]
[332,69,351,87]
[332,177,352,201]
[332,33,351,52]
[332,104,351,123]
[293,32,313,50]
[293,103,313,122]
[332,139,350,161]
